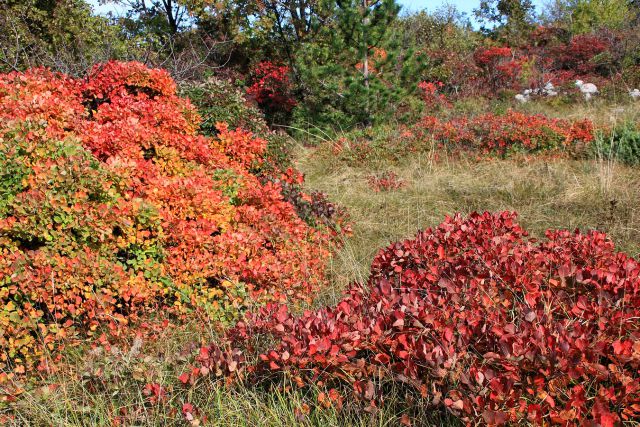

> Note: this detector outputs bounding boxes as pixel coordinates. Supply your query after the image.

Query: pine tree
[292,0,426,134]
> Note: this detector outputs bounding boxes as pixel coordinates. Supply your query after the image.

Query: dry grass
[297,146,640,299]
[520,99,640,125]
[7,319,458,426]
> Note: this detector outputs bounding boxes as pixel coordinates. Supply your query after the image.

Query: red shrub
[82,61,177,100]
[0,68,84,137]
[0,61,339,381]
[413,111,594,155]
[552,35,611,76]
[246,61,296,116]
[469,32,614,92]
[418,81,451,111]
[474,47,513,68]
[473,47,523,90]
[522,31,613,85]
[213,122,268,169]
[194,212,640,425]
[367,171,406,192]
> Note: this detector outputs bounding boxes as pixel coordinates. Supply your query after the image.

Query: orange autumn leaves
[0,62,337,378]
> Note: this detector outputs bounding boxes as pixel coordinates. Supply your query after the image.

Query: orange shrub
[0,62,340,381]
[414,111,594,155]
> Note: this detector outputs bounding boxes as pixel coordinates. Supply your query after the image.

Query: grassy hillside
[2,65,639,426]
[10,137,639,427]
[298,147,640,299]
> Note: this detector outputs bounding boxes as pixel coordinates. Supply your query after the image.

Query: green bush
[180,77,269,136]
[591,122,640,165]
[182,76,296,173]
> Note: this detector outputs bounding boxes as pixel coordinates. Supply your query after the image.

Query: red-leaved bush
[552,34,611,77]
[0,62,339,380]
[473,47,524,90]
[191,212,640,425]
[413,111,594,155]
[418,81,451,111]
[520,32,613,86]
[246,61,296,117]
[367,171,406,192]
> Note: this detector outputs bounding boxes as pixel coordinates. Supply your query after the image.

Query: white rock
[575,80,598,100]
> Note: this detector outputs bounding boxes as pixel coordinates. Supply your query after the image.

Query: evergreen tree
[292,0,426,134]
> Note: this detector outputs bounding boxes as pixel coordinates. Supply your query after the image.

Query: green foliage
[200,279,249,326]
[292,0,428,138]
[0,0,224,80]
[0,129,32,216]
[314,125,419,166]
[475,0,536,43]
[400,7,478,86]
[0,122,125,253]
[181,76,269,135]
[105,0,191,35]
[592,122,640,165]
[211,169,243,205]
[570,0,631,34]
[262,132,296,171]
[0,0,134,74]
[187,0,336,75]
[542,0,636,34]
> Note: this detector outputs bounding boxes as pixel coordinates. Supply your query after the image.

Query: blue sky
[88,0,548,23]
[89,1,124,15]
[398,0,546,19]
[400,0,487,15]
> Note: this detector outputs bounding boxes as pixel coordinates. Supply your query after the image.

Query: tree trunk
[163,0,178,34]
[362,0,371,126]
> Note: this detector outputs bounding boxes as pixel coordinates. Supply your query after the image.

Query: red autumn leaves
[1,60,638,426]
[367,171,406,192]
[0,61,337,378]
[467,32,613,94]
[191,211,640,425]
[246,61,296,115]
[413,110,594,155]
